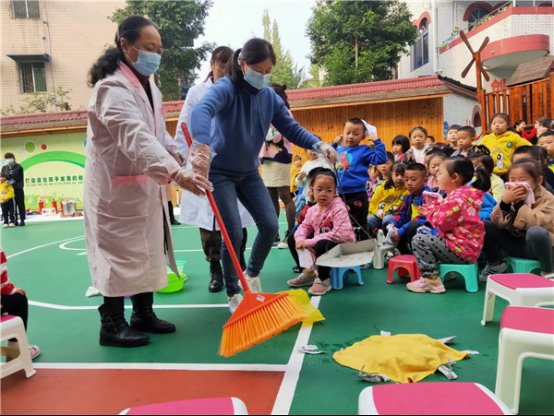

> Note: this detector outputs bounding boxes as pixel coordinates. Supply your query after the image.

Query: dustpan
[316,239,375,268]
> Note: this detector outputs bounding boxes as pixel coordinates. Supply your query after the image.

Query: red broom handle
[181,122,251,292]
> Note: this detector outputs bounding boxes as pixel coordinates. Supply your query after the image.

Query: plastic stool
[330,266,364,290]
[120,397,248,415]
[482,273,554,326]
[359,382,511,415]
[0,315,36,379]
[439,263,479,293]
[506,257,541,275]
[387,255,420,284]
[373,243,396,269]
[495,306,554,414]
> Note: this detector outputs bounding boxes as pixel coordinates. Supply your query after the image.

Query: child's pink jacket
[426,185,485,263]
[295,197,356,247]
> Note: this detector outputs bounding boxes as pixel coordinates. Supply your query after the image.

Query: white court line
[6,235,84,259]
[271,296,321,415]
[29,300,228,310]
[33,362,288,372]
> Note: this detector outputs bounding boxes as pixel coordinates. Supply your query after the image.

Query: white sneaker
[228,293,243,314]
[8,223,15,228]
[2,224,7,228]
[277,240,288,249]
[245,275,262,293]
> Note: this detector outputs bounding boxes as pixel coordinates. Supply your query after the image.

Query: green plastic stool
[439,263,478,293]
[506,257,541,275]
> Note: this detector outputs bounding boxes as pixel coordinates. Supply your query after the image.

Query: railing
[482,74,553,128]
[439,1,513,50]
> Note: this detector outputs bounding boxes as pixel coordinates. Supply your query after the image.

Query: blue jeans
[210,169,279,296]
[367,214,395,231]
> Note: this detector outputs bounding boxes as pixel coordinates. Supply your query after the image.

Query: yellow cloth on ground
[333,334,469,383]
[278,289,324,324]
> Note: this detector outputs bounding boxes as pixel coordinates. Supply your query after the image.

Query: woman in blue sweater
[190,38,337,312]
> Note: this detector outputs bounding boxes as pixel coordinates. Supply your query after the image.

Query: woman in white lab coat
[175,46,253,293]
[86,16,211,348]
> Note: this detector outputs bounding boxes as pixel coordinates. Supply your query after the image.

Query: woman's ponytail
[226,49,243,84]
[88,47,122,87]
[472,167,491,192]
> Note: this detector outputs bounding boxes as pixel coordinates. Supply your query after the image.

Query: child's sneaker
[29,345,41,360]
[287,273,316,288]
[8,223,15,228]
[407,276,446,294]
[479,262,507,283]
[2,224,7,228]
[277,231,290,249]
[228,293,243,314]
[308,278,332,296]
[541,271,554,280]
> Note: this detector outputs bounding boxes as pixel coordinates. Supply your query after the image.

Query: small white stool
[495,306,554,414]
[119,397,248,415]
[482,273,554,326]
[372,243,396,270]
[359,382,512,415]
[0,315,36,379]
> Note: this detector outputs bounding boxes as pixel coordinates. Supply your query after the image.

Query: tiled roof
[0,101,184,128]
[286,75,445,102]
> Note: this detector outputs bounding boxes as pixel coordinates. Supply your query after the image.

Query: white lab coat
[85,63,180,297]
[175,78,253,231]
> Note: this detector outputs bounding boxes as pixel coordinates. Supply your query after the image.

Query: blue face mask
[130,46,161,77]
[243,67,270,90]
[5,158,14,166]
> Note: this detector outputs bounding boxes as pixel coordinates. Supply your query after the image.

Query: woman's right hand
[190,143,211,179]
[502,186,527,204]
[172,167,213,196]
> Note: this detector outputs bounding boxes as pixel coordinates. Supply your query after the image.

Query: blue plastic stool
[330,266,364,290]
[439,263,479,293]
[506,257,541,275]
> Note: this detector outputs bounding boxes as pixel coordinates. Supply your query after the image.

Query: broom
[181,122,306,357]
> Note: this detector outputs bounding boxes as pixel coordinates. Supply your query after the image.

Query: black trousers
[14,188,25,224]
[289,233,338,279]
[1,293,28,330]
[200,227,248,266]
[398,221,427,254]
[1,200,15,224]
[339,192,369,241]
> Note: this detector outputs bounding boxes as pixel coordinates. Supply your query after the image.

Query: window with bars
[12,0,40,18]
[411,19,429,71]
[19,62,47,93]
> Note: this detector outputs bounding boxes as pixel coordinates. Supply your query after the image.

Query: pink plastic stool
[358,382,511,415]
[482,273,554,325]
[119,397,248,415]
[496,306,554,414]
[387,254,420,284]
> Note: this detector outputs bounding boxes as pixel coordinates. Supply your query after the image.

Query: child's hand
[332,135,343,145]
[502,186,527,204]
[13,288,26,296]
[391,231,400,242]
[296,241,307,249]
[367,132,378,144]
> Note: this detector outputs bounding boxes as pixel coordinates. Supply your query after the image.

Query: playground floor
[1,215,553,414]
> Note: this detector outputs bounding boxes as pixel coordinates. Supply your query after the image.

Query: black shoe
[130,292,176,334]
[209,260,224,293]
[170,219,180,225]
[272,233,280,247]
[99,300,149,347]
[19,221,25,227]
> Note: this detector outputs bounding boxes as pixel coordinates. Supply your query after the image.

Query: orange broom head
[219,291,307,357]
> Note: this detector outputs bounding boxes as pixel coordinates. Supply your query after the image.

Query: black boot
[99,298,149,347]
[130,292,176,334]
[209,260,224,293]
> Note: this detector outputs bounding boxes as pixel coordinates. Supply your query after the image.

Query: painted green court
[1,217,553,414]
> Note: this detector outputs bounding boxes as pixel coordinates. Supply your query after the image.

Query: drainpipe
[432,0,439,74]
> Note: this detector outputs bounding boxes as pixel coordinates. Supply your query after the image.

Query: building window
[468,8,489,29]
[19,62,47,93]
[12,0,40,19]
[411,18,429,71]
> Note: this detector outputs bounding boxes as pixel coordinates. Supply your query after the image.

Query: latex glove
[172,167,213,196]
[166,144,185,167]
[190,143,212,179]
[313,142,338,164]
